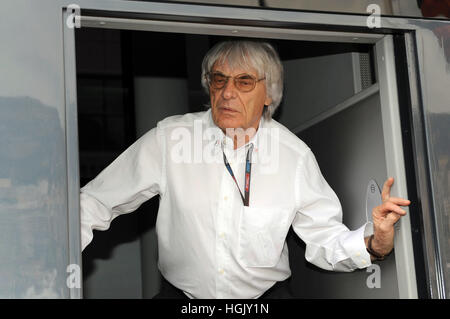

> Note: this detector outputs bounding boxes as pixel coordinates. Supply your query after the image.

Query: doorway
[72,13,418,299]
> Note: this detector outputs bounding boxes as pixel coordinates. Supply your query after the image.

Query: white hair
[201,40,284,120]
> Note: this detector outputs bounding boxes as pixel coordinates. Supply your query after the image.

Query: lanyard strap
[222,143,254,206]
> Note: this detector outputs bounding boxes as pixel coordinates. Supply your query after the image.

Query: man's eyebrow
[212,71,255,77]
[238,74,253,78]
[211,70,227,76]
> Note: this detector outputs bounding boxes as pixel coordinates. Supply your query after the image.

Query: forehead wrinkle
[213,48,262,77]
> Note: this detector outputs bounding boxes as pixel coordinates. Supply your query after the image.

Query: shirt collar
[205,108,264,153]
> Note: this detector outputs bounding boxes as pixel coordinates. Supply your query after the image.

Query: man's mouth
[219,106,239,113]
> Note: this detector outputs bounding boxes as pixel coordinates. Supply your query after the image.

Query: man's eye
[213,75,226,82]
[237,78,253,86]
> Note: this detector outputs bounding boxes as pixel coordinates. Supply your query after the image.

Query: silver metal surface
[80,15,383,43]
[365,179,382,224]
[375,35,418,298]
[69,0,444,31]
[62,7,83,299]
[403,32,443,299]
[160,0,427,18]
[292,83,379,134]
[0,0,70,298]
[413,28,450,299]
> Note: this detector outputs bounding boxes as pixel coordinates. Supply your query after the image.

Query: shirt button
[361,259,367,265]
[219,232,225,238]
[224,196,228,201]
[218,269,224,275]
[356,252,361,257]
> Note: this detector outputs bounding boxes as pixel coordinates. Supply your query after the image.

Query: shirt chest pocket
[238,206,292,268]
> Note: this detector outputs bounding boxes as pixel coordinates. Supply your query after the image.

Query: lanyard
[222,143,254,206]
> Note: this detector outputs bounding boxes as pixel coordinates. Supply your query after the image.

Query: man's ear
[264,95,272,106]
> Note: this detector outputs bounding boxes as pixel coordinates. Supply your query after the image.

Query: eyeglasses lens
[210,73,256,92]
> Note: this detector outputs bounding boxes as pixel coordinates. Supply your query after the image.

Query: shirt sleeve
[79,124,166,251]
[292,149,373,272]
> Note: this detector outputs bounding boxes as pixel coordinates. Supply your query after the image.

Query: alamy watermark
[66,4,81,29]
[366,4,381,29]
[169,120,280,174]
[366,264,381,289]
[66,264,81,289]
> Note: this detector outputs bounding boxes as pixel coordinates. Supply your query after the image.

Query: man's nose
[221,78,238,99]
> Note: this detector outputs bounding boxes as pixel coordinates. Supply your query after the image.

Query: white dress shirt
[80,109,373,299]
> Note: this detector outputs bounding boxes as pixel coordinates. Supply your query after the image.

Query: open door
[284,35,417,298]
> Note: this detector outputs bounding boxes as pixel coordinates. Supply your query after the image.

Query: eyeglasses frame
[206,71,266,92]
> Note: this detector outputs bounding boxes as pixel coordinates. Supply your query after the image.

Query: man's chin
[214,118,243,130]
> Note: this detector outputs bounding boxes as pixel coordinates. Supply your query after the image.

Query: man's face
[209,61,272,132]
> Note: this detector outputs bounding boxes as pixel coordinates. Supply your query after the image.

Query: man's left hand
[366,177,411,259]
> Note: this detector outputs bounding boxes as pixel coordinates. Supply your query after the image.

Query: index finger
[381,177,394,202]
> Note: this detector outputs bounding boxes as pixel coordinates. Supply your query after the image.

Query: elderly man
[80,40,410,299]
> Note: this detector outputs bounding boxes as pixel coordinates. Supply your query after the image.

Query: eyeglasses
[206,72,266,92]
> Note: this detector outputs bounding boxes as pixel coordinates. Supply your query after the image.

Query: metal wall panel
[292,92,399,299]
[414,27,450,298]
[0,0,70,298]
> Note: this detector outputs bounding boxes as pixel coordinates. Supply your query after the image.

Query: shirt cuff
[343,222,374,269]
